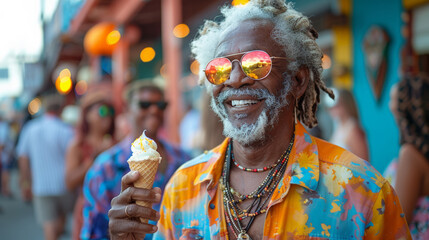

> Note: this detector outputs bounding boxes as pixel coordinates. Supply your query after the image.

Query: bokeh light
[190,60,200,75]
[28,98,41,115]
[59,68,71,79]
[84,22,118,55]
[56,76,73,94]
[322,54,332,69]
[140,47,156,62]
[106,30,121,45]
[75,81,88,95]
[173,24,190,38]
[232,0,249,6]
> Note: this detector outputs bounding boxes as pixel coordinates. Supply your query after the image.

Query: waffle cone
[128,158,160,223]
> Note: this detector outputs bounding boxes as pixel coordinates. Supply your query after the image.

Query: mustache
[216,88,275,104]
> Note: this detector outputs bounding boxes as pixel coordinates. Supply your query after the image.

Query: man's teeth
[231,100,259,107]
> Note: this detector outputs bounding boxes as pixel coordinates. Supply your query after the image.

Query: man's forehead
[214,19,281,57]
[132,88,163,100]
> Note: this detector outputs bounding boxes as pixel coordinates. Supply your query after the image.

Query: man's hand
[108,171,162,240]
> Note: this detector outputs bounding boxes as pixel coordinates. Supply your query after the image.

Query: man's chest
[168,186,370,240]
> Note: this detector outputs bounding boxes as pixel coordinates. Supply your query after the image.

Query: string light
[75,81,88,95]
[232,0,249,6]
[106,30,121,45]
[173,24,190,38]
[56,69,73,94]
[190,60,200,75]
[322,54,332,69]
[140,47,156,62]
[28,98,41,115]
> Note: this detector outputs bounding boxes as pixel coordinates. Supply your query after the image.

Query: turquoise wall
[352,0,404,172]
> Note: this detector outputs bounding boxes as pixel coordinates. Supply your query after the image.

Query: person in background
[108,1,410,239]
[192,91,225,152]
[81,81,190,240]
[179,97,201,156]
[0,114,13,197]
[16,93,74,240]
[385,74,429,239]
[65,90,116,240]
[328,88,369,160]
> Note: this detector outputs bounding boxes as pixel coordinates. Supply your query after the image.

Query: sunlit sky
[0,0,59,98]
[0,0,59,62]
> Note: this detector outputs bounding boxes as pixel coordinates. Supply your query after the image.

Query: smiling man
[108,1,411,239]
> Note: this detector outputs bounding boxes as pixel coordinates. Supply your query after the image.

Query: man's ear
[294,67,310,99]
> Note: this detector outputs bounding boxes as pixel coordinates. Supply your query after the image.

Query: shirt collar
[193,123,320,193]
[282,123,320,192]
[194,138,229,189]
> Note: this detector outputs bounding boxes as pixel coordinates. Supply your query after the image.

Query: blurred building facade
[39,0,429,172]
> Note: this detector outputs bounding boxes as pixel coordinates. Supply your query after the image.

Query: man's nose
[224,60,254,88]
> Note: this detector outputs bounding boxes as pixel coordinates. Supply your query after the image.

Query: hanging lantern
[84,22,120,56]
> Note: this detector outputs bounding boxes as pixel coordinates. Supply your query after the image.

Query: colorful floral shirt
[81,136,190,240]
[154,123,411,239]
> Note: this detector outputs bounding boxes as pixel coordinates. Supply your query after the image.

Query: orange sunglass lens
[242,51,272,80]
[205,58,232,85]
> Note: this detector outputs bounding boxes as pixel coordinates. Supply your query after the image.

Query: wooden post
[161,0,183,144]
[112,38,129,114]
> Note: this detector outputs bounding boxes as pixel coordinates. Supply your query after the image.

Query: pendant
[237,231,252,240]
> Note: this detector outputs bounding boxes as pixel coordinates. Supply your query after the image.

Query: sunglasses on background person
[98,105,115,118]
[138,101,168,110]
[204,50,288,85]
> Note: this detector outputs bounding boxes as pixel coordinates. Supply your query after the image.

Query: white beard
[211,79,292,146]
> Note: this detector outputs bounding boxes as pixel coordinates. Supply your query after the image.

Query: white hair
[191,0,334,127]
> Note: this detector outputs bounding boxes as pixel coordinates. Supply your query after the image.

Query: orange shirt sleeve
[364,182,411,240]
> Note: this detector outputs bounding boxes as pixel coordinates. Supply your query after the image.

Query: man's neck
[232,120,295,169]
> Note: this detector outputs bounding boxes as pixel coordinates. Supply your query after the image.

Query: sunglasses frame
[138,101,168,110]
[204,50,288,85]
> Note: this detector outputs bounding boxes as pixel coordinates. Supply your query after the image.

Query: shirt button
[209,203,215,209]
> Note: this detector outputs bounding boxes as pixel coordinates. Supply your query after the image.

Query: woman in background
[388,74,429,239]
[328,88,369,160]
[65,91,116,240]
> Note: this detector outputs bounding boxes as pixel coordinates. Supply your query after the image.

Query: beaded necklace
[221,135,294,240]
[231,146,288,172]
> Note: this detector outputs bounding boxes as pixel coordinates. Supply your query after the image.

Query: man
[81,81,190,239]
[17,93,74,240]
[108,1,411,239]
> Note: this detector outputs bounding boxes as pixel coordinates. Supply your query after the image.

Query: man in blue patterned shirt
[81,81,190,240]
[17,93,74,240]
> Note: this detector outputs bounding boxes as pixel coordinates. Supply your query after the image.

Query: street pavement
[0,169,72,240]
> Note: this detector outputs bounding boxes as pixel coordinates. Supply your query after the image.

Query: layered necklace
[220,135,295,240]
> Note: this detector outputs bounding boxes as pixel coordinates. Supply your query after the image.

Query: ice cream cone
[127,130,162,223]
[128,158,160,223]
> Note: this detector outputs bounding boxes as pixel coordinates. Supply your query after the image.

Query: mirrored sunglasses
[98,105,115,118]
[204,50,287,85]
[138,101,168,110]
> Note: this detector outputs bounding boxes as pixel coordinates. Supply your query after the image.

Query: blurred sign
[0,62,23,97]
[363,26,389,101]
[0,68,8,81]
[23,62,43,92]
[413,3,429,54]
